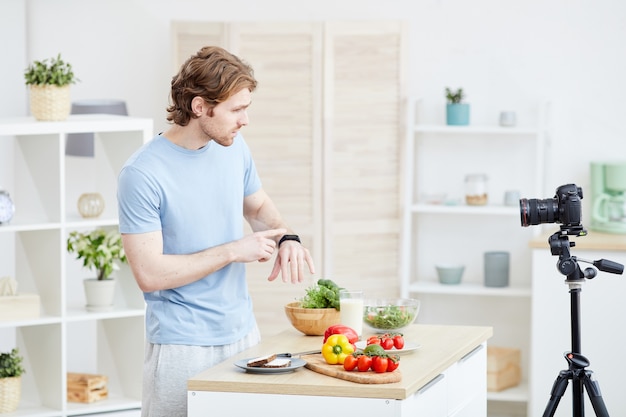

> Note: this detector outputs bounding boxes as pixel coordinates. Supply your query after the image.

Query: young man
[117,46,315,417]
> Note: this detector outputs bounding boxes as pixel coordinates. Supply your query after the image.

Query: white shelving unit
[400,98,548,416]
[0,115,152,416]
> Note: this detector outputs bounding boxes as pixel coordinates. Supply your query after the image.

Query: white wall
[0,0,27,116]
[5,0,625,212]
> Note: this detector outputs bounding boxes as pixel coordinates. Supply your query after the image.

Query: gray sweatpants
[141,326,261,417]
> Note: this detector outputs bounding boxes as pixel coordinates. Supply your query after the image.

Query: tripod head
[549,226,624,282]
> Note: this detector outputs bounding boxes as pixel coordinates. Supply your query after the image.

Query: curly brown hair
[166,46,258,126]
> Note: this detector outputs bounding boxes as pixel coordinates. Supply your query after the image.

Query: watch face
[0,192,15,223]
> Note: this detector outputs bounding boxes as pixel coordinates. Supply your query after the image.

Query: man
[117,45,315,417]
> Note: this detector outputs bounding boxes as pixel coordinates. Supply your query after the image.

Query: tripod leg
[573,378,585,417]
[543,370,571,417]
[581,370,610,417]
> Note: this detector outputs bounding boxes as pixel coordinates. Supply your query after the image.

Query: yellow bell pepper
[322,334,355,365]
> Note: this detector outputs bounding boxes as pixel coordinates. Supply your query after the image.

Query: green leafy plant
[445,87,465,104]
[300,279,344,310]
[24,53,78,87]
[67,229,127,280]
[0,348,25,378]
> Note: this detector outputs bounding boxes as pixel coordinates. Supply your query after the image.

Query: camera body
[520,184,583,230]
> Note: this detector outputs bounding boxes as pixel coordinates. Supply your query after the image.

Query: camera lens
[520,198,559,227]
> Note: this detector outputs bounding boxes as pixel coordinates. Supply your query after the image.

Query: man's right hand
[234,228,286,263]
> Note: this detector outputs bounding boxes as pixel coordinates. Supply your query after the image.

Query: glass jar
[465,174,488,206]
[77,192,105,218]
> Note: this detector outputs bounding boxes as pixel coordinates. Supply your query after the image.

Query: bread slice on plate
[262,358,291,368]
[246,353,277,367]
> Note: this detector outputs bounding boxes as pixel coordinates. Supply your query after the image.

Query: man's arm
[122,227,285,292]
[243,189,315,283]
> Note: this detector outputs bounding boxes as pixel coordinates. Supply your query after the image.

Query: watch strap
[278,234,301,247]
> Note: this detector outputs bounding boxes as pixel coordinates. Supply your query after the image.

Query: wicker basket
[0,376,21,413]
[29,84,71,121]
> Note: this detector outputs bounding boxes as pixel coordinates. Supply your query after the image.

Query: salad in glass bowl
[363,298,420,333]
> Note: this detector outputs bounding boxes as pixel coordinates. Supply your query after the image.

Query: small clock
[0,190,15,224]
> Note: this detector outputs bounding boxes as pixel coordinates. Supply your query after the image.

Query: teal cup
[436,264,465,285]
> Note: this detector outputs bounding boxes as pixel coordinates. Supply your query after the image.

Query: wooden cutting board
[302,354,402,384]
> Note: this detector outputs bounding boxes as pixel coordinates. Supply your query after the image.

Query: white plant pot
[83,278,116,312]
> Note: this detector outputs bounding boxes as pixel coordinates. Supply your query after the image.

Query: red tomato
[381,337,394,350]
[393,334,405,350]
[367,336,381,346]
[357,355,372,372]
[372,356,388,373]
[343,354,358,371]
[386,355,400,372]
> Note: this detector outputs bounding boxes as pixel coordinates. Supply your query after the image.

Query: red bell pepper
[323,324,359,345]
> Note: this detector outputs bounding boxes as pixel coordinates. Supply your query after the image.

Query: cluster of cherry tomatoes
[342,351,400,373]
[366,333,405,350]
[341,333,405,373]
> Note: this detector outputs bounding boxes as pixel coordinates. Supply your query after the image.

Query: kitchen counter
[188,324,492,417]
[529,230,626,251]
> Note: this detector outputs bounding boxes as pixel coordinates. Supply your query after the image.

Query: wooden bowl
[284,301,341,336]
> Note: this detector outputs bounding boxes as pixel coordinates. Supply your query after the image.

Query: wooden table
[188,324,492,417]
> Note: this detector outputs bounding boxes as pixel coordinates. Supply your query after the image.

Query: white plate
[355,340,421,355]
[234,357,307,374]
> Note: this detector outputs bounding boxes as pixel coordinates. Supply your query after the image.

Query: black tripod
[543,228,624,417]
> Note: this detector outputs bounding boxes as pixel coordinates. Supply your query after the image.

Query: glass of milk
[339,290,364,339]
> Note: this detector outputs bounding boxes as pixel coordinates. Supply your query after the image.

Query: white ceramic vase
[83,278,116,312]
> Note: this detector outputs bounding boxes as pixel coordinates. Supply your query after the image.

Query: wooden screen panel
[233,23,321,239]
[232,24,323,322]
[171,21,226,71]
[324,22,406,294]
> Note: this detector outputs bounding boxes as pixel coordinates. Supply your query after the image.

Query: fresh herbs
[24,53,78,87]
[300,279,343,310]
[364,305,417,330]
[0,348,25,378]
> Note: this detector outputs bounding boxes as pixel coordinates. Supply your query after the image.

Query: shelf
[65,395,141,415]
[0,315,62,328]
[0,221,62,232]
[412,203,519,216]
[65,307,146,322]
[487,381,529,402]
[408,281,531,297]
[401,99,548,416]
[0,115,151,417]
[0,114,152,136]
[415,124,540,135]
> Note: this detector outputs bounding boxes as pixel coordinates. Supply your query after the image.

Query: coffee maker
[590,161,626,234]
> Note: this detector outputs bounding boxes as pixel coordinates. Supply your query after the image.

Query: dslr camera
[519,183,583,233]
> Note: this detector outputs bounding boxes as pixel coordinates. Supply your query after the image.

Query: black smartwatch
[278,234,301,247]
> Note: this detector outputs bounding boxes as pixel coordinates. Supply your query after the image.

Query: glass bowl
[362,298,420,333]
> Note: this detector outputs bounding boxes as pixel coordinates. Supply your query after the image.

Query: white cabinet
[188,342,487,417]
[0,115,151,416]
[400,98,548,415]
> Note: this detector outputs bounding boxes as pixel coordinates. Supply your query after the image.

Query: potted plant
[24,53,78,121]
[445,87,470,126]
[67,229,127,312]
[0,348,25,413]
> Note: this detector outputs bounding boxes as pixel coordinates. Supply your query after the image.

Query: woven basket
[0,376,21,413]
[29,84,71,121]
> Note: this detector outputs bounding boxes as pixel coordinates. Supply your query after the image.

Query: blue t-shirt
[117,133,262,346]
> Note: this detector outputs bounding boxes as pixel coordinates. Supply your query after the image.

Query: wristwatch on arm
[278,234,300,247]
